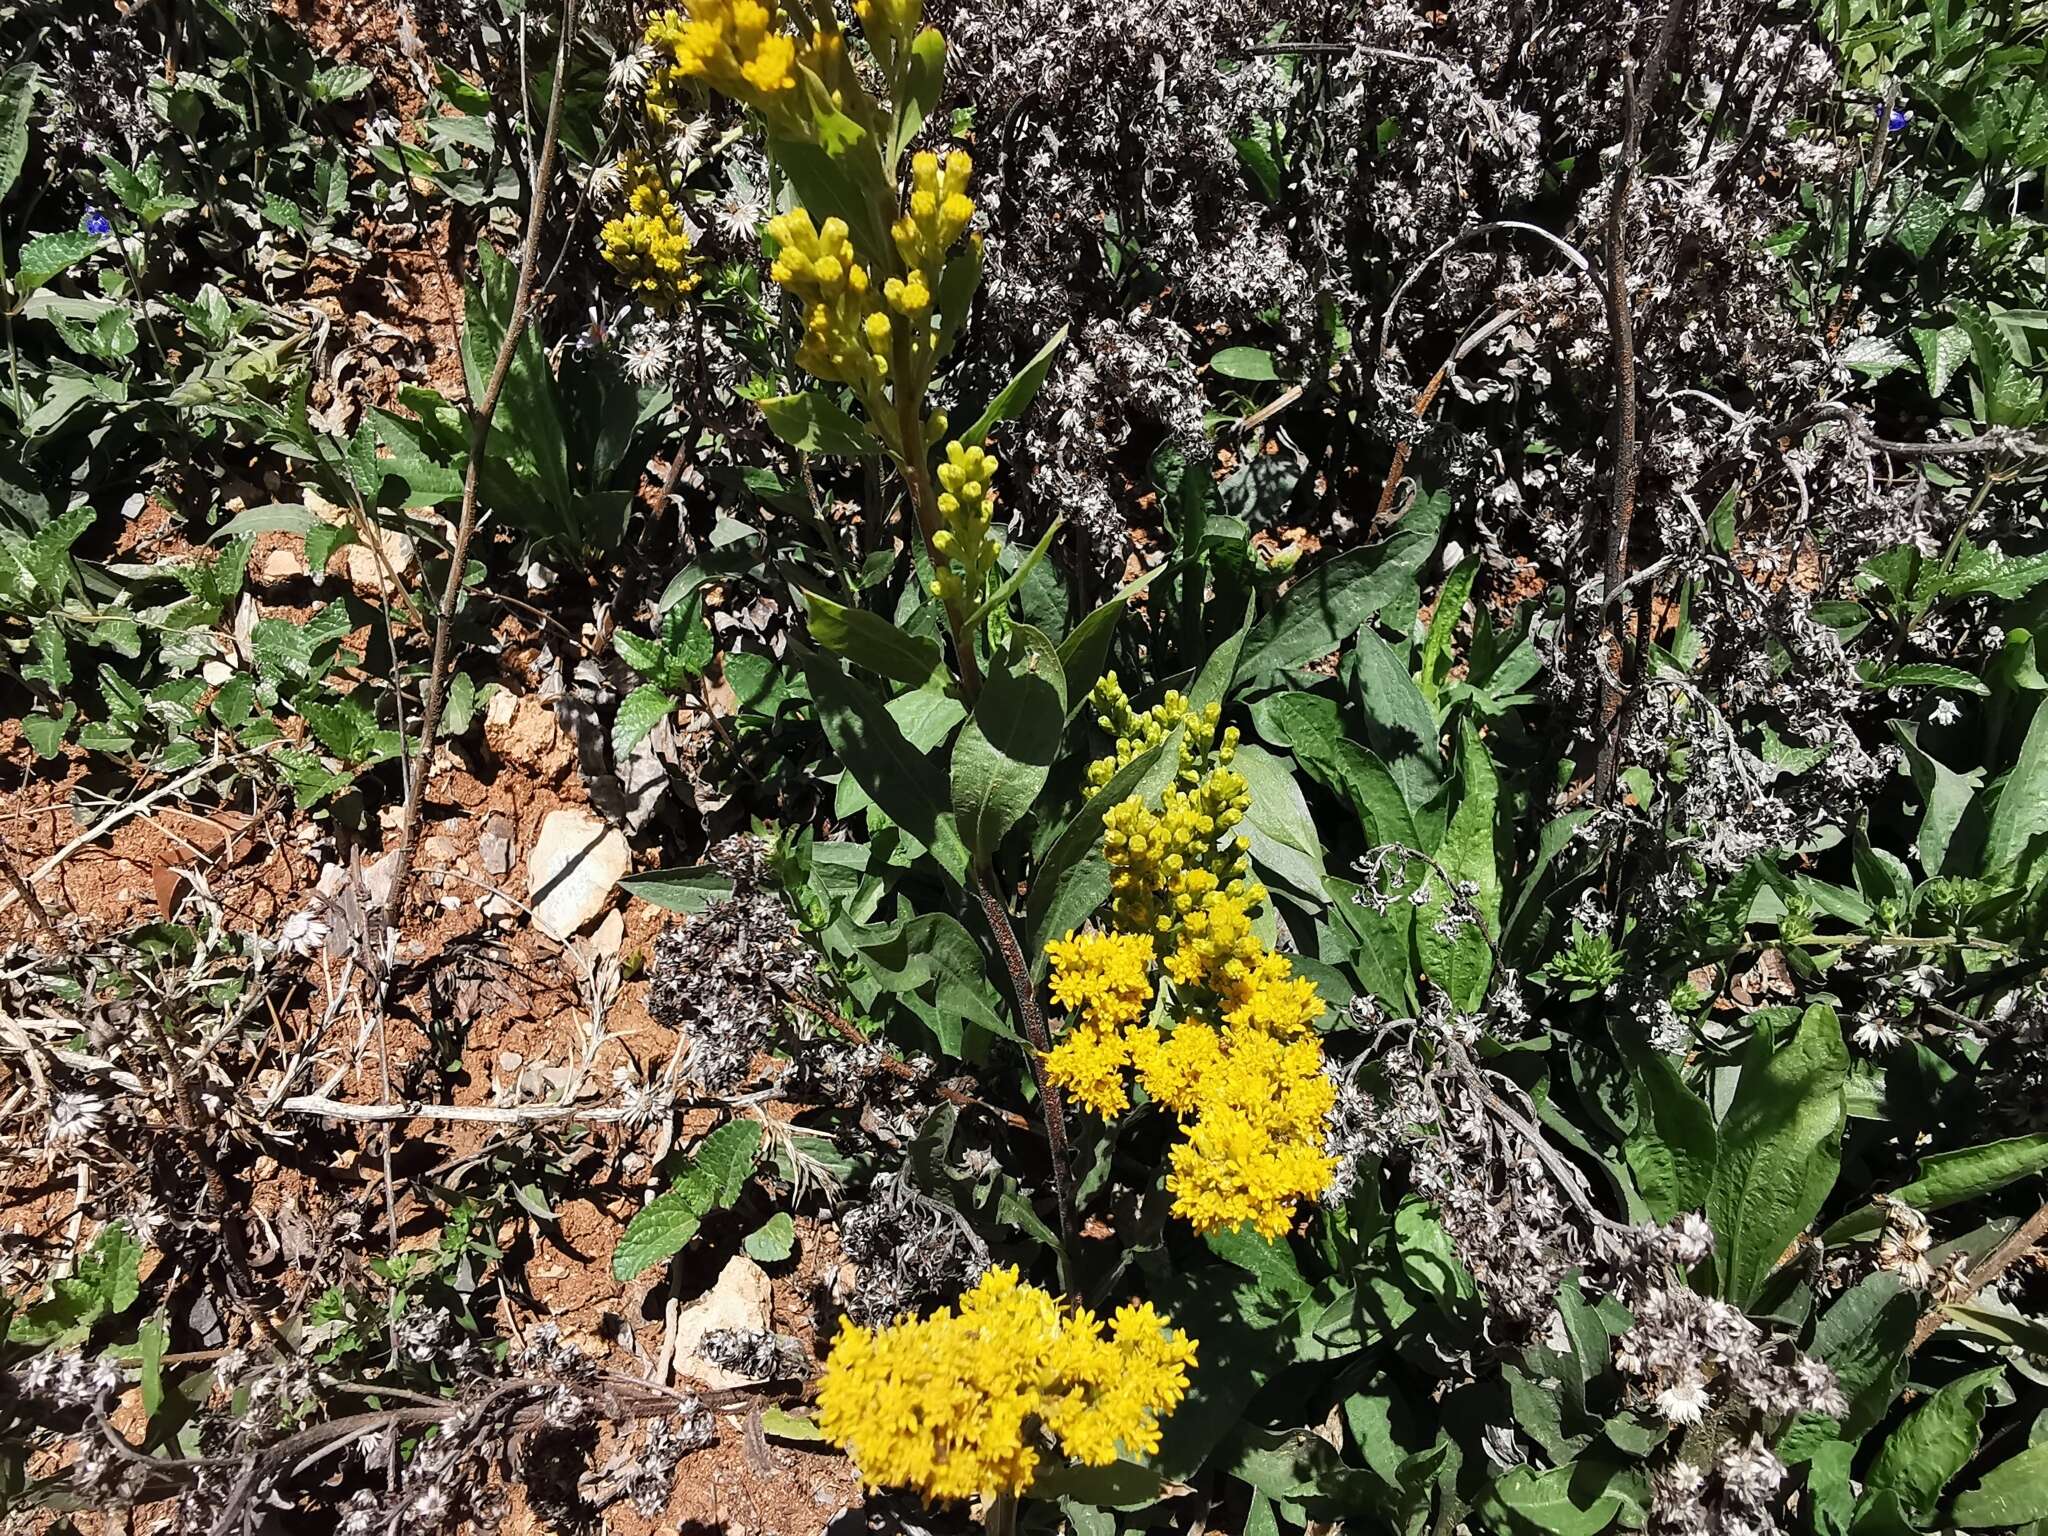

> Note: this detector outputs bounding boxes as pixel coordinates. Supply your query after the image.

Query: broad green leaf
[1986,700,2048,874]
[13,230,102,298]
[743,1212,797,1262]
[1239,491,1445,680]
[612,1119,763,1281]
[1211,345,1279,382]
[1888,721,1982,876]
[1189,601,1255,713]
[950,624,1065,859]
[1913,324,1972,396]
[1233,741,1328,898]
[463,243,574,528]
[310,64,375,100]
[1866,1365,2002,1522]
[962,325,1068,446]
[799,587,944,688]
[1252,691,1418,848]
[1625,1051,1719,1224]
[802,650,967,880]
[612,683,674,762]
[1479,1463,1628,1536]
[617,864,735,914]
[760,1407,828,1442]
[1866,661,1990,695]
[1824,1133,2048,1243]
[1955,1444,2048,1528]
[1025,742,1169,958]
[0,66,36,203]
[758,390,876,458]
[1347,626,1445,830]
[1708,1004,1848,1305]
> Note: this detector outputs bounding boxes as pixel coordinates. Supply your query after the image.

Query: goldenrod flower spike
[598,153,700,309]
[927,439,1000,604]
[1040,679,1338,1238]
[817,1267,1197,1503]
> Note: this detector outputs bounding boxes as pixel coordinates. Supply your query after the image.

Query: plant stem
[380,0,579,947]
[894,384,984,698]
[972,866,1080,1273]
[1911,1196,2048,1352]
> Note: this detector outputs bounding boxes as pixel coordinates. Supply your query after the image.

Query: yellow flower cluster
[817,1266,1197,1503]
[1042,680,1335,1238]
[892,150,976,282]
[763,208,890,391]
[1085,675,1231,792]
[643,0,806,129]
[929,439,999,604]
[1042,931,1155,1115]
[599,155,700,309]
[756,152,978,418]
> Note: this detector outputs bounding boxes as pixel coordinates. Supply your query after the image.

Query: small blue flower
[1887,108,1910,134]
[82,208,112,237]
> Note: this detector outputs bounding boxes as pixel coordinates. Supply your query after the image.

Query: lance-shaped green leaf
[951,624,1065,860]
[1708,1003,1847,1305]
[1824,1133,2048,1243]
[799,587,945,688]
[801,648,968,880]
[962,325,1068,446]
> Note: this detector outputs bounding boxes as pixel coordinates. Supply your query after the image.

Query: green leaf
[758,390,876,458]
[760,1406,828,1442]
[889,28,947,163]
[799,588,944,688]
[961,515,1063,630]
[1866,1365,2002,1522]
[463,243,574,527]
[1239,491,1445,680]
[743,1212,797,1262]
[1888,721,1982,876]
[0,66,37,204]
[138,1313,167,1417]
[1025,742,1169,957]
[1914,324,1972,396]
[1707,1004,1848,1305]
[962,325,1068,446]
[1824,1133,2048,1243]
[1233,741,1328,898]
[1055,559,1171,708]
[1419,556,1477,708]
[1866,661,1990,695]
[1625,1051,1719,1224]
[1028,1458,1167,1508]
[950,624,1065,859]
[1479,1462,1628,1536]
[802,650,967,880]
[1252,692,1418,848]
[612,684,675,762]
[310,64,375,101]
[13,230,102,297]
[1415,721,1499,1010]
[1986,700,2048,874]
[1211,345,1280,382]
[1955,1444,2048,1528]
[612,1120,764,1281]
[617,864,735,914]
